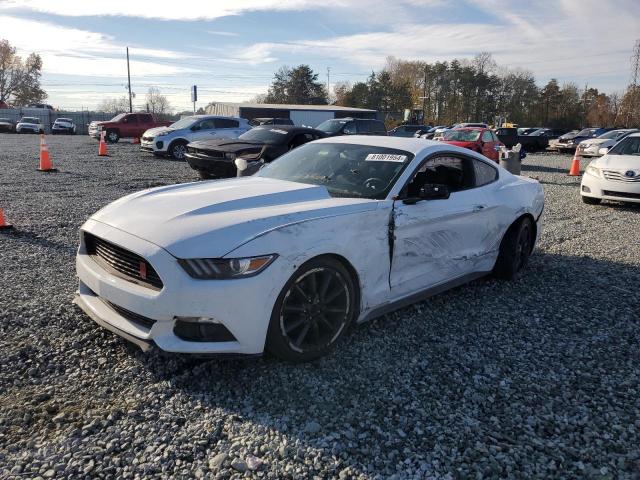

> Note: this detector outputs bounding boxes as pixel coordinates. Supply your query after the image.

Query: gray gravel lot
[1,134,639,479]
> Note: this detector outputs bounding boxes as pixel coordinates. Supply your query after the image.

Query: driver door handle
[473,205,486,212]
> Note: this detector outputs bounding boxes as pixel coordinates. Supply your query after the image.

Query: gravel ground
[1,134,639,479]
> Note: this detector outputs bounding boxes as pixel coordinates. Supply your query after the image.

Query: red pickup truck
[88,113,172,143]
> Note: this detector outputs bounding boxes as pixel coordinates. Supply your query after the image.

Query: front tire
[493,217,535,280]
[106,130,119,143]
[266,257,357,362]
[581,196,601,205]
[168,141,188,160]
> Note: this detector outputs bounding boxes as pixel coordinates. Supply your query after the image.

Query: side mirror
[403,184,450,204]
[598,147,609,156]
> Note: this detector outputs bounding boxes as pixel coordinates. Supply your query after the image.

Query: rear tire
[581,196,601,205]
[493,217,535,280]
[266,257,357,362]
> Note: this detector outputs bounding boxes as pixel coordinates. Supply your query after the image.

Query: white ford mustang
[75,136,544,362]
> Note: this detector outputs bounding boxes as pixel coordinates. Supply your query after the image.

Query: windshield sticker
[270,129,288,135]
[365,153,407,163]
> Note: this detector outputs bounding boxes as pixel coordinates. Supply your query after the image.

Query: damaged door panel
[389,188,500,299]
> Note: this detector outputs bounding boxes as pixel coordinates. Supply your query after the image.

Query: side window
[491,131,499,142]
[481,130,493,142]
[405,155,474,197]
[198,119,216,130]
[290,133,313,148]
[343,122,357,135]
[356,120,371,134]
[214,118,240,128]
[473,159,498,187]
[139,114,152,123]
[372,121,386,134]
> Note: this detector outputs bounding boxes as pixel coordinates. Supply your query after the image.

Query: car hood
[580,138,607,145]
[592,154,640,170]
[90,177,377,258]
[144,126,173,137]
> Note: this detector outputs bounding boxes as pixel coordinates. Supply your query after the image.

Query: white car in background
[51,118,77,135]
[141,115,250,160]
[577,129,638,157]
[74,136,544,362]
[16,117,44,134]
[581,133,640,205]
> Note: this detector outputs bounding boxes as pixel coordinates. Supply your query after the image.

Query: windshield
[598,130,627,140]
[608,136,640,155]
[577,128,597,137]
[110,113,126,122]
[20,117,39,123]
[238,127,289,145]
[170,117,197,129]
[55,118,71,123]
[316,120,348,134]
[257,143,413,199]
[528,129,546,136]
[444,129,481,142]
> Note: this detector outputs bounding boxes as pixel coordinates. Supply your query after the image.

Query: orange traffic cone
[568,149,581,176]
[37,133,57,172]
[0,207,13,230]
[98,131,108,156]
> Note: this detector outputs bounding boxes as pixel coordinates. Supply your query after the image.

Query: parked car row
[0,116,78,134]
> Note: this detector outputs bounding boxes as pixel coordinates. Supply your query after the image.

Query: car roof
[313,134,448,155]
[56,118,72,121]
[454,126,485,131]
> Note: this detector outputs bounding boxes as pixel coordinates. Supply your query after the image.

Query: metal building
[205,102,378,128]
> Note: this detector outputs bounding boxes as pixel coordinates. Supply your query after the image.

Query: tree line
[260,54,640,128]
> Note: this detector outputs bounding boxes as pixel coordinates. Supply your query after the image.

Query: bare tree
[0,39,46,105]
[97,97,130,113]
[145,87,171,115]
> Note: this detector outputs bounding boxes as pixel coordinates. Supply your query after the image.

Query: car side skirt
[358,270,489,324]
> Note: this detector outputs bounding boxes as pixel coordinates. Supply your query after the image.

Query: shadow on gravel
[522,163,576,174]
[3,230,76,256]
[120,251,640,476]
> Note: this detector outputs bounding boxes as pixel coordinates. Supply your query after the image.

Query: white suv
[141,115,250,160]
[16,117,44,134]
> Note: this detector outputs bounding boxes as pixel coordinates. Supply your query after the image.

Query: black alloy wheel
[267,257,357,362]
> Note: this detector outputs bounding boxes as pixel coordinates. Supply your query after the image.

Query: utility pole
[126,47,133,113]
[326,67,331,100]
[421,65,428,123]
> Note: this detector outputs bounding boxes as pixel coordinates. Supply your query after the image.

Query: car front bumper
[577,144,602,157]
[17,126,40,133]
[140,136,168,154]
[75,219,282,354]
[185,153,237,177]
[581,171,640,203]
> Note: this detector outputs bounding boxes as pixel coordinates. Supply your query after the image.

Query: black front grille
[104,301,156,330]
[188,148,225,158]
[603,190,640,200]
[84,233,163,290]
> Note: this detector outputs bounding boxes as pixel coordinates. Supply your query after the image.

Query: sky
[1,0,638,112]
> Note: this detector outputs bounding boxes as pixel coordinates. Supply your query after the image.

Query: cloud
[206,30,239,37]
[0,15,195,77]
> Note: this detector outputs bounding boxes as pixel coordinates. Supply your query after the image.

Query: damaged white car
[75,136,544,362]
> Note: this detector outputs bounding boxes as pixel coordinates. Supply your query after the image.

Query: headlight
[156,131,168,137]
[225,152,236,160]
[178,255,277,279]
[586,165,602,178]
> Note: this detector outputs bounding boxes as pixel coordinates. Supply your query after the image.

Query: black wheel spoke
[293,323,311,347]
[318,313,335,330]
[324,306,345,315]
[319,272,332,300]
[324,285,345,304]
[293,283,311,302]
[308,271,318,297]
[283,303,305,313]
[284,317,307,334]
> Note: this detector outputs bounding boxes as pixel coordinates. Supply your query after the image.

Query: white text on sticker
[365,153,407,163]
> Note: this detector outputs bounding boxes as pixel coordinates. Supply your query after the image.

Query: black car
[316,117,387,137]
[556,127,613,152]
[496,127,571,151]
[185,125,326,179]
[389,124,429,137]
[0,118,15,133]
[249,117,294,126]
